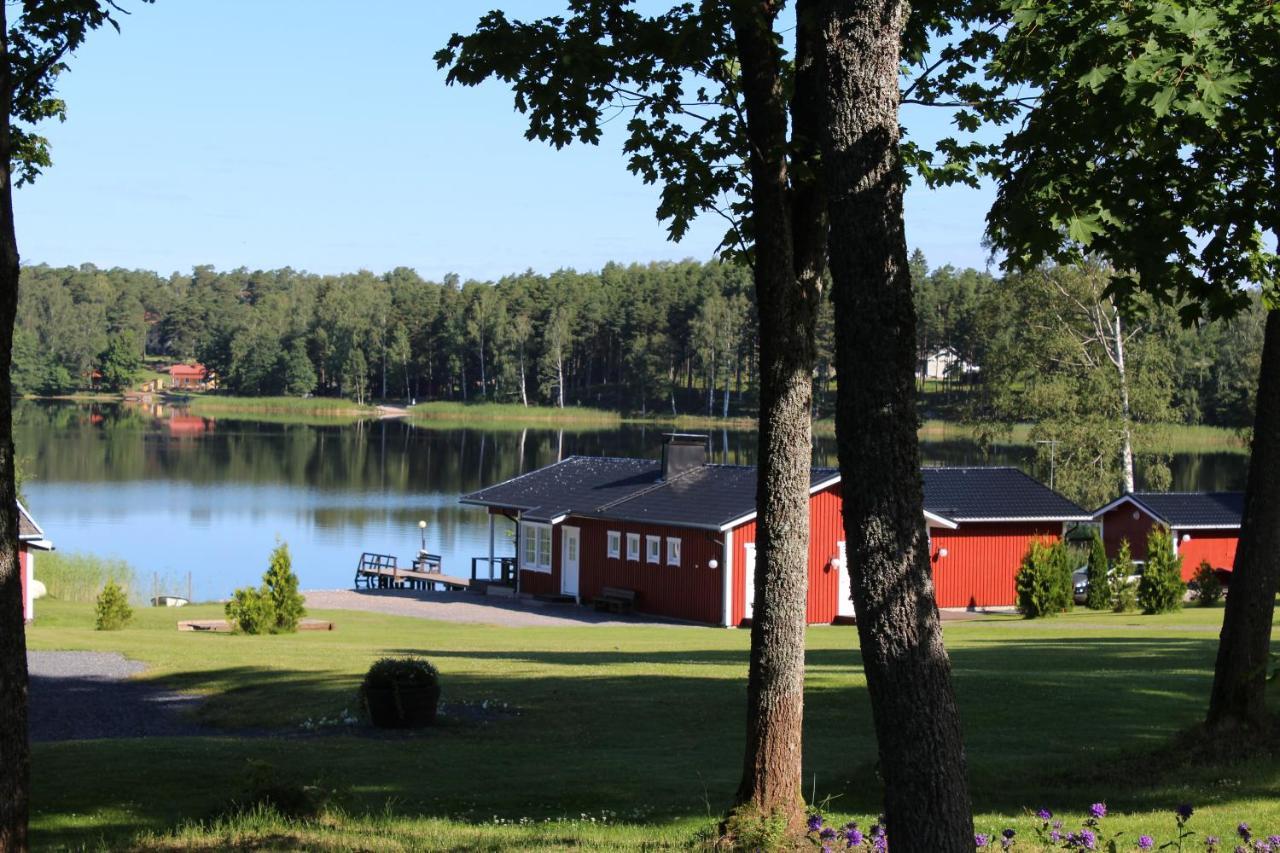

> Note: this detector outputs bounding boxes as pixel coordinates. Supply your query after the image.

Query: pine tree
[1138,527,1184,615]
[1111,540,1138,613]
[1085,529,1111,610]
[263,542,306,633]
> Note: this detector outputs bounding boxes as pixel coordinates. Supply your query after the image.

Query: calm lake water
[16,401,1250,600]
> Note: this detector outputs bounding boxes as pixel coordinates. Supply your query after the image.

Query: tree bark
[1114,312,1136,493]
[815,1,974,848]
[0,4,31,847]
[1207,307,1280,730]
[727,0,825,830]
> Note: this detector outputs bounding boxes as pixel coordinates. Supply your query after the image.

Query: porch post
[488,513,496,579]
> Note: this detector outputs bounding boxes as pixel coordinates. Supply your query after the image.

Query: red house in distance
[18,502,54,622]
[1092,492,1242,580]
[167,363,209,390]
[460,437,1088,624]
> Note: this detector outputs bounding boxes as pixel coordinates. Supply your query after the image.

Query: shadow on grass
[30,631,1278,850]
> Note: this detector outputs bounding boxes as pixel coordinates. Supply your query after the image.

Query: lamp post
[418,519,427,553]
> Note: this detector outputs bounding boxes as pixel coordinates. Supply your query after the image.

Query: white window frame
[666,536,681,567]
[626,533,641,561]
[646,535,661,564]
[607,530,621,559]
[520,522,553,573]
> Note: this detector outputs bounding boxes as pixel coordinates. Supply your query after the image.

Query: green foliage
[1138,527,1185,615]
[225,586,275,635]
[226,541,307,634]
[229,759,344,820]
[263,542,306,633]
[1111,540,1139,613]
[721,804,791,851]
[1192,560,1223,606]
[1085,529,1111,610]
[98,331,142,391]
[360,657,440,694]
[40,551,136,604]
[1015,540,1073,618]
[94,580,133,630]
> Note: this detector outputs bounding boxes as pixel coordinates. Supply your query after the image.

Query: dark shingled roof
[922,467,1091,523]
[1110,492,1243,529]
[17,502,44,539]
[461,456,840,529]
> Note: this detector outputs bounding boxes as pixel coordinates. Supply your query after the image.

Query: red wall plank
[1100,503,1157,560]
[1176,531,1238,580]
[930,522,1062,608]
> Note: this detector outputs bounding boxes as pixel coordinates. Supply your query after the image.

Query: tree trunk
[0,5,31,848]
[727,0,825,832]
[1207,307,1280,730]
[816,1,974,848]
[1114,312,1135,493]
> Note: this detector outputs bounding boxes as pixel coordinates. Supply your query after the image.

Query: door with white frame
[835,541,856,618]
[561,526,580,599]
[743,542,757,619]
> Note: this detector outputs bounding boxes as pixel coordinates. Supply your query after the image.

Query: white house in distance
[918,347,978,382]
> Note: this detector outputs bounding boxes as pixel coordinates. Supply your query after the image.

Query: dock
[178,618,335,632]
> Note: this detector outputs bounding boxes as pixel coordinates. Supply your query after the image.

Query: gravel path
[27,651,208,742]
[304,588,680,628]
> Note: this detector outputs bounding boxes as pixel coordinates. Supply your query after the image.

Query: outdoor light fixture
[418,519,427,551]
[937,548,949,559]
[708,559,719,570]
[1181,533,1191,543]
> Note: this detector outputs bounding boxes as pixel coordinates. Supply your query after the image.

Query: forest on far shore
[14,253,1264,435]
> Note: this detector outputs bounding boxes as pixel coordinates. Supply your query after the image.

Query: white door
[836,541,856,618]
[561,526,580,599]
[744,542,757,619]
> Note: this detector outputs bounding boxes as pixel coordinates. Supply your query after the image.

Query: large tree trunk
[816,1,974,848]
[727,0,824,831]
[0,5,31,848]
[1207,307,1280,730]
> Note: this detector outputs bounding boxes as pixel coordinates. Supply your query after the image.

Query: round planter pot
[364,684,440,728]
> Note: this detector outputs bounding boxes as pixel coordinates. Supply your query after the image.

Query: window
[666,537,681,566]
[646,535,661,564]
[520,522,553,572]
[626,533,640,561]
[607,531,621,559]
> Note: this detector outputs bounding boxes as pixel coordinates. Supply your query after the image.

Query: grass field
[23,598,1280,850]
[408,401,623,427]
[185,395,378,421]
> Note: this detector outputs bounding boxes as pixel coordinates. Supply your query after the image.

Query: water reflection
[16,401,1248,599]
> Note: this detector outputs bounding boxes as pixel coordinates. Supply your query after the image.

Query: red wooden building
[18,502,54,622]
[1092,492,1242,580]
[461,438,1088,624]
[922,467,1092,609]
[167,363,209,390]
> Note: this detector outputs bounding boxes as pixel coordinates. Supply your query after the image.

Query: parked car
[1072,561,1145,604]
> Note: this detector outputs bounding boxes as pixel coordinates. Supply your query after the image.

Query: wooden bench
[594,586,636,614]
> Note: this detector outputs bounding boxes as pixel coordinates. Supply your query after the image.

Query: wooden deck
[355,565,472,591]
[178,618,335,632]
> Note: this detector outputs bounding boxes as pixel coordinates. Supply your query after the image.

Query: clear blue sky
[14,1,996,282]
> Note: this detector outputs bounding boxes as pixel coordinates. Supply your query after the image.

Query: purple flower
[846,827,864,847]
[975,833,990,848]
[1176,804,1195,821]
[1089,802,1107,820]
[808,814,824,833]
[1239,824,1252,841]
[1003,829,1016,840]
[1204,836,1219,848]
[1269,837,1280,848]
[1050,830,1062,843]
[1068,829,1097,850]
[1139,836,1154,850]
[1054,821,1064,830]
[820,827,837,841]
[1036,809,1053,821]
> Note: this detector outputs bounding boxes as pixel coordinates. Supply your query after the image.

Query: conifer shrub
[263,542,306,633]
[1110,539,1138,613]
[1084,529,1111,610]
[1015,540,1072,618]
[1192,560,1224,606]
[1138,526,1185,614]
[226,541,307,634]
[94,579,133,630]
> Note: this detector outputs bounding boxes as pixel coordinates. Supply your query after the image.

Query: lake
[16,401,1250,600]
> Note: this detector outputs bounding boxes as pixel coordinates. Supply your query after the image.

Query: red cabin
[167,363,209,390]
[922,467,1092,609]
[18,502,54,622]
[462,438,1087,624]
[1092,492,1242,581]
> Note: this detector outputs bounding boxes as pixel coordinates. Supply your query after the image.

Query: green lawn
[184,395,379,423]
[24,600,1280,850]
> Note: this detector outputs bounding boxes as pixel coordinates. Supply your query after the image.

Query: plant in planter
[361,657,441,728]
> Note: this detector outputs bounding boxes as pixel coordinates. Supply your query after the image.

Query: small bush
[1138,526,1184,614]
[1110,539,1138,613]
[361,657,440,694]
[226,586,276,635]
[94,580,133,630]
[1192,560,1223,606]
[1015,540,1072,618]
[263,542,306,633]
[225,541,307,635]
[228,759,344,820]
[1084,529,1111,610]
